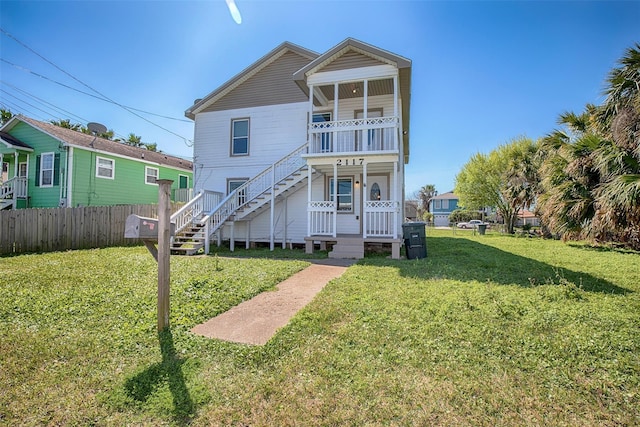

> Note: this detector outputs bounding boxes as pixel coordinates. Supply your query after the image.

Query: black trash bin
[402,222,427,259]
[477,224,487,235]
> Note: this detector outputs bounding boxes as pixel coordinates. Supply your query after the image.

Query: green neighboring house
[0,115,193,209]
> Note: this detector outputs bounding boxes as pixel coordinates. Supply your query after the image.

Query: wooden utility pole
[156,179,173,331]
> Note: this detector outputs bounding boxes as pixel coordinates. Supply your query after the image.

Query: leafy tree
[455,137,537,234]
[124,133,143,147]
[50,119,82,131]
[1,108,13,125]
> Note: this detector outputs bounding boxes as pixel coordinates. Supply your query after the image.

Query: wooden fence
[0,204,180,255]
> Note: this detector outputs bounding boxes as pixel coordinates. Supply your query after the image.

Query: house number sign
[336,158,365,166]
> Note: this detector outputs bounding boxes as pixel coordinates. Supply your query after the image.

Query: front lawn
[1,230,638,425]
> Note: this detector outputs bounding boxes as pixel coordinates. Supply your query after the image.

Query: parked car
[457,220,488,229]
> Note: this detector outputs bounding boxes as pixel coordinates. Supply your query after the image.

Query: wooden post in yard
[156,179,173,332]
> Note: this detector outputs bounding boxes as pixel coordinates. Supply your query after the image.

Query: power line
[0,60,190,123]
[0,27,193,146]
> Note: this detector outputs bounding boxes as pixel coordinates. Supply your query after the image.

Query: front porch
[0,176,27,210]
[304,234,402,259]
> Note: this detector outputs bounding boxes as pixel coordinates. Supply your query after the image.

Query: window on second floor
[96,156,114,179]
[145,166,159,185]
[231,118,249,156]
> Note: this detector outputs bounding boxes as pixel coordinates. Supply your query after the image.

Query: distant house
[429,192,459,227]
[0,115,193,209]
[517,209,540,227]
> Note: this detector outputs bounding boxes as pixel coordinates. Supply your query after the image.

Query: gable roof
[185,42,319,119]
[432,192,458,200]
[4,116,192,171]
[0,130,34,151]
[292,38,411,82]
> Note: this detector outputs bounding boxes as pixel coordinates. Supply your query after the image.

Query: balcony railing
[308,116,399,154]
[173,188,194,203]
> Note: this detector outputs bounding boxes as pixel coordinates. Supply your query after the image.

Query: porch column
[394,74,399,151]
[393,161,398,238]
[230,221,235,252]
[308,84,314,153]
[333,161,337,238]
[270,162,275,251]
[282,195,288,249]
[14,152,19,177]
[307,164,312,236]
[333,83,339,149]
[362,161,368,238]
[0,153,3,181]
[363,79,368,151]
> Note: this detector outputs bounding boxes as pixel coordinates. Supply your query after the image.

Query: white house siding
[335,94,394,120]
[193,102,308,192]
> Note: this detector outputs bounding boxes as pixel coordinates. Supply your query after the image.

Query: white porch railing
[364,200,399,238]
[1,177,27,199]
[173,188,194,203]
[170,189,223,234]
[307,201,335,236]
[309,116,399,154]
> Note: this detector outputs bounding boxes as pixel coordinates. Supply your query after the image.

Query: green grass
[1,230,638,426]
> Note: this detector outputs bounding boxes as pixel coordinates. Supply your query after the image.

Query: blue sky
[1,0,638,196]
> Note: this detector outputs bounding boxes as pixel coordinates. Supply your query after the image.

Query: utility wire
[0,60,190,123]
[0,27,193,146]
[2,80,90,125]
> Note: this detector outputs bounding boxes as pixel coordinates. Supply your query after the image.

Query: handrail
[170,189,223,234]
[200,143,308,250]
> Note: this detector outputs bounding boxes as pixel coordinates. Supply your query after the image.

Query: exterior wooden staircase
[170,144,309,255]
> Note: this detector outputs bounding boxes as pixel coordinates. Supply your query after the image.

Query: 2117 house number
[336,158,364,166]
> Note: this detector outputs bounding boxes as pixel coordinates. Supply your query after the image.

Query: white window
[228,178,248,204]
[434,200,442,209]
[96,156,114,179]
[231,118,249,156]
[329,178,353,212]
[40,152,54,187]
[145,166,159,185]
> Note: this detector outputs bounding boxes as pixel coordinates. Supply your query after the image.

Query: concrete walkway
[191,259,356,345]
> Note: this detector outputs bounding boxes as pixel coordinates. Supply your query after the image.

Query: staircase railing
[1,177,27,199]
[170,189,223,234]
[201,143,308,252]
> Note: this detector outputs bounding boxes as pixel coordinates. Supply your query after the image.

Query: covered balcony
[305,77,402,157]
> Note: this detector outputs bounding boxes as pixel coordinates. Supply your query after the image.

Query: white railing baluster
[308,116,399,154]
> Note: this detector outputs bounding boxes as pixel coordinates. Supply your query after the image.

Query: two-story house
[430,192,459,227]
[0,115,193,209]
[173,38,411,259]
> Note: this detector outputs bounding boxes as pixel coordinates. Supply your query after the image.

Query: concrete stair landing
[328,236,364,259]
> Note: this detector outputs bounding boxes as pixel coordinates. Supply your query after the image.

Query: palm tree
[417,184,436,215]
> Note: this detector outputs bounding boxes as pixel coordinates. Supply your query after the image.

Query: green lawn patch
[1,232,638,425]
